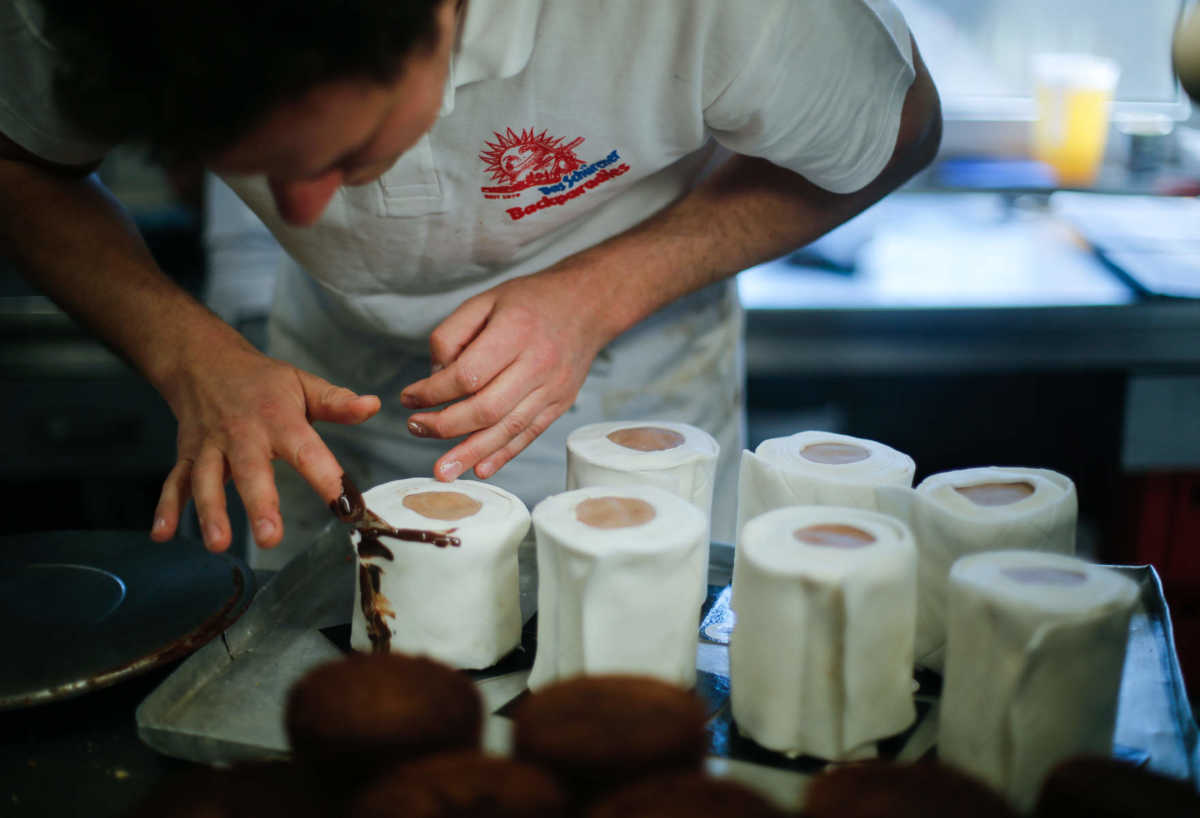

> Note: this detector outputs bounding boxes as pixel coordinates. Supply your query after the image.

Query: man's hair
[42,0,445,162]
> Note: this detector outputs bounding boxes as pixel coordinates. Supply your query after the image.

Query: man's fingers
[400,362,487,412]
[276,423,347,508]
[401,325,520,411]
[475,404,564,479]
[406,359,534,440]
[289,370,373,504]
[151,459,192,542]
[227,443,283,549]
[427,296,494,370]
[192,445,232,552]
[432,390,558,482]
[298,371,381,425]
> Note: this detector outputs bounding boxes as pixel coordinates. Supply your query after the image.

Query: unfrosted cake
[513,675,709,801]
[285,653,482,797]
[804,761,1017,818]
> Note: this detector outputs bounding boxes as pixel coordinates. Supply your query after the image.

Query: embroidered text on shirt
[479,127,631,221]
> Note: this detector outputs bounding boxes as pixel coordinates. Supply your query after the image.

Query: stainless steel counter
[738,192,1200,378]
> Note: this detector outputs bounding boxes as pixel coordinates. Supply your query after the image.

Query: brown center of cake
[793,524,876,548]
[401,491,483,521]
[606,426,686,452]
[575,497,657,529]
[800,442,870,464]
[955,481,1035,506]
[1001,566,1088,586]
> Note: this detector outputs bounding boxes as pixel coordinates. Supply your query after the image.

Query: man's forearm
[0,150,381,552]
[0,155,253,400]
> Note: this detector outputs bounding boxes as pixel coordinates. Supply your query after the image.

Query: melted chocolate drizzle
[358,563,391,654]
[330,473,462,549]
[355,535,394,561]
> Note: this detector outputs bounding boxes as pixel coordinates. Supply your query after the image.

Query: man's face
[211,0,456,226]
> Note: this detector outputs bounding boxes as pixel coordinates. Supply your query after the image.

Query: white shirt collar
[441,0,543,116]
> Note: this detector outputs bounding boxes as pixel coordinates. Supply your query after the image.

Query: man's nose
[269,170,344,226]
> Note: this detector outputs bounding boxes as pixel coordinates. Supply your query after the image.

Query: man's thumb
[300,372,381,424]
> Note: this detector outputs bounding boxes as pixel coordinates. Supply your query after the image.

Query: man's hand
[151,341,380,552]
[399,267,611,482]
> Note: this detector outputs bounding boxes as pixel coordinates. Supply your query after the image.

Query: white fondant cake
[566,419,719,520]
[729,505,917,761]
[938,549,1138,812]
[735,430,915,540]
[733,431,915,607]
[349,478,530,669]
[877,466,1077,669]
[528,484,708,690]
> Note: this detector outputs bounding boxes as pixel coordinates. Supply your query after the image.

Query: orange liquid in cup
[1032,86,1113,186]
[1030,54,1119,187]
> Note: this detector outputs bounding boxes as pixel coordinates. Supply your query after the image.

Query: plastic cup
[1030,53,1120,186]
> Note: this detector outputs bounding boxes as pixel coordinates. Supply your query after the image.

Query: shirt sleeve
[703,0,915,194]
[0,0,112,165]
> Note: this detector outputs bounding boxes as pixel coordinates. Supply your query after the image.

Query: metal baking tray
[696,550,1200,804]
[137,528,1199,807]
[136,522,538,764]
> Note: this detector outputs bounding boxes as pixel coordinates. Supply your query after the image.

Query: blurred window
[897,0,1191,118]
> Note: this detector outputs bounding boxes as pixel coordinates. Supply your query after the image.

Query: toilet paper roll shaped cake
[879,466,1077,670]
[566,421,719,520]
[736,431,915,540]
[528,485,708,690]
[729,506,918,761]
[937,550,1139,812]
[350,478,530,669]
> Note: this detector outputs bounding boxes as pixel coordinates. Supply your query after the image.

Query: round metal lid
[0,530,254,709]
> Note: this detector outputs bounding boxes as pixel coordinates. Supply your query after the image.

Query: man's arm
[0,132,379,550]
[401,39,941,481]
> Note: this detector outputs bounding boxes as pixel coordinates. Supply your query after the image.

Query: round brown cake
[285,652,482,796]
[804,760,1017,818]
[1034,756,1200,818]
[512,674,709,800]
[348,750,569,818]
[585,770,785,818]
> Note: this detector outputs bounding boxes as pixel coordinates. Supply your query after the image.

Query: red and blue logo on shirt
[479,127,630,220]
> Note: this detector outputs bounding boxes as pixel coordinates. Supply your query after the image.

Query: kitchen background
[3,0,1199,703]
